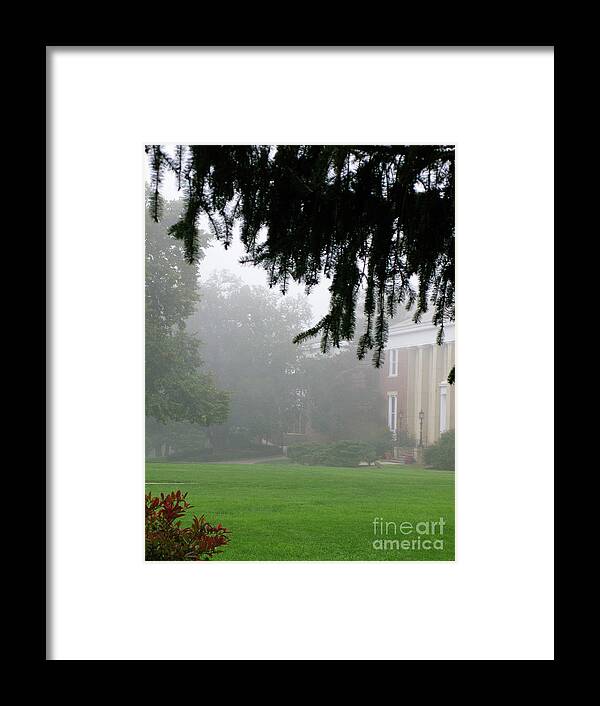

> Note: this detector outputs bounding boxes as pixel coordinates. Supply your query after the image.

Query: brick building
[381,309,455,449]
[281,311,455,453]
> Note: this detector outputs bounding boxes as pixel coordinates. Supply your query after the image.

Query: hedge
[287,440,377,467]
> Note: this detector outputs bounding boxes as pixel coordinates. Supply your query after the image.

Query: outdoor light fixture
[418,410,425,447]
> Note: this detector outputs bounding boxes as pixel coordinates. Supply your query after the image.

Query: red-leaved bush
[145,490,230,561]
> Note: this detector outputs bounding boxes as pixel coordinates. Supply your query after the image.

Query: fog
[145,186,386,462]
[145,151,453,466]
[154,164,332,325]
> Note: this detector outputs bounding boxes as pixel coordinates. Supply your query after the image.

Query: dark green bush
[288,440,377,467]
[423,430,455,470]
[148,444,283,463]
[368,429,395,457]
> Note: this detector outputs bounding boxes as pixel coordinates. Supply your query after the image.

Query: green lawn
[145,463,454,561]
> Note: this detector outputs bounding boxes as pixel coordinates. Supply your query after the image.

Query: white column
[428,344,438,444]
[447,341,454,430]
[406,348,415,438]
[414,346,423,444]
[439,381,448,435]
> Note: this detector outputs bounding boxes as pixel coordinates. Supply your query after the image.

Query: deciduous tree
[188,272,312,446]
[145,196,229,427]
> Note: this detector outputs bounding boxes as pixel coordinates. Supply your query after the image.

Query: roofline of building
[389,320,455,336]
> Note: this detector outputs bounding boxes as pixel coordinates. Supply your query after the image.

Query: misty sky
[151,165,332,324]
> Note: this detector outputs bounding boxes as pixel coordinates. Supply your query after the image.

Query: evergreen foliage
[147,145,455,371]
[423,430,455,471]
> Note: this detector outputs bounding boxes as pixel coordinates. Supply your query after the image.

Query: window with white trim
[439,382,448,435]
[388,348,398,377]
[388,393,397,434]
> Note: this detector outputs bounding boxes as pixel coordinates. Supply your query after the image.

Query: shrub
[288,440,377,467]
[368,429,395,457]
[287,442,318,463]
[395,428,417,448]
[148,445,283,463]
[423,430,455,470]
[145,490,230,560]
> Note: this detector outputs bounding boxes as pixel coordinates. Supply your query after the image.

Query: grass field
[145,462,455,560]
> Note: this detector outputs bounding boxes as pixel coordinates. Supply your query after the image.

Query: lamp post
[418,410,425,447]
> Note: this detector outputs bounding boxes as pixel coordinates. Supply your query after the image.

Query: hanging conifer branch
[148,145,164,222]
[147,145,455,370]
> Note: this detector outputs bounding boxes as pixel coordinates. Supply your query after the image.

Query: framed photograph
[48,46,554,660]
[144,144,455,562]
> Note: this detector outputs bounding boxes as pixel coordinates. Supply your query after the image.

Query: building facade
[380,313,455,448]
